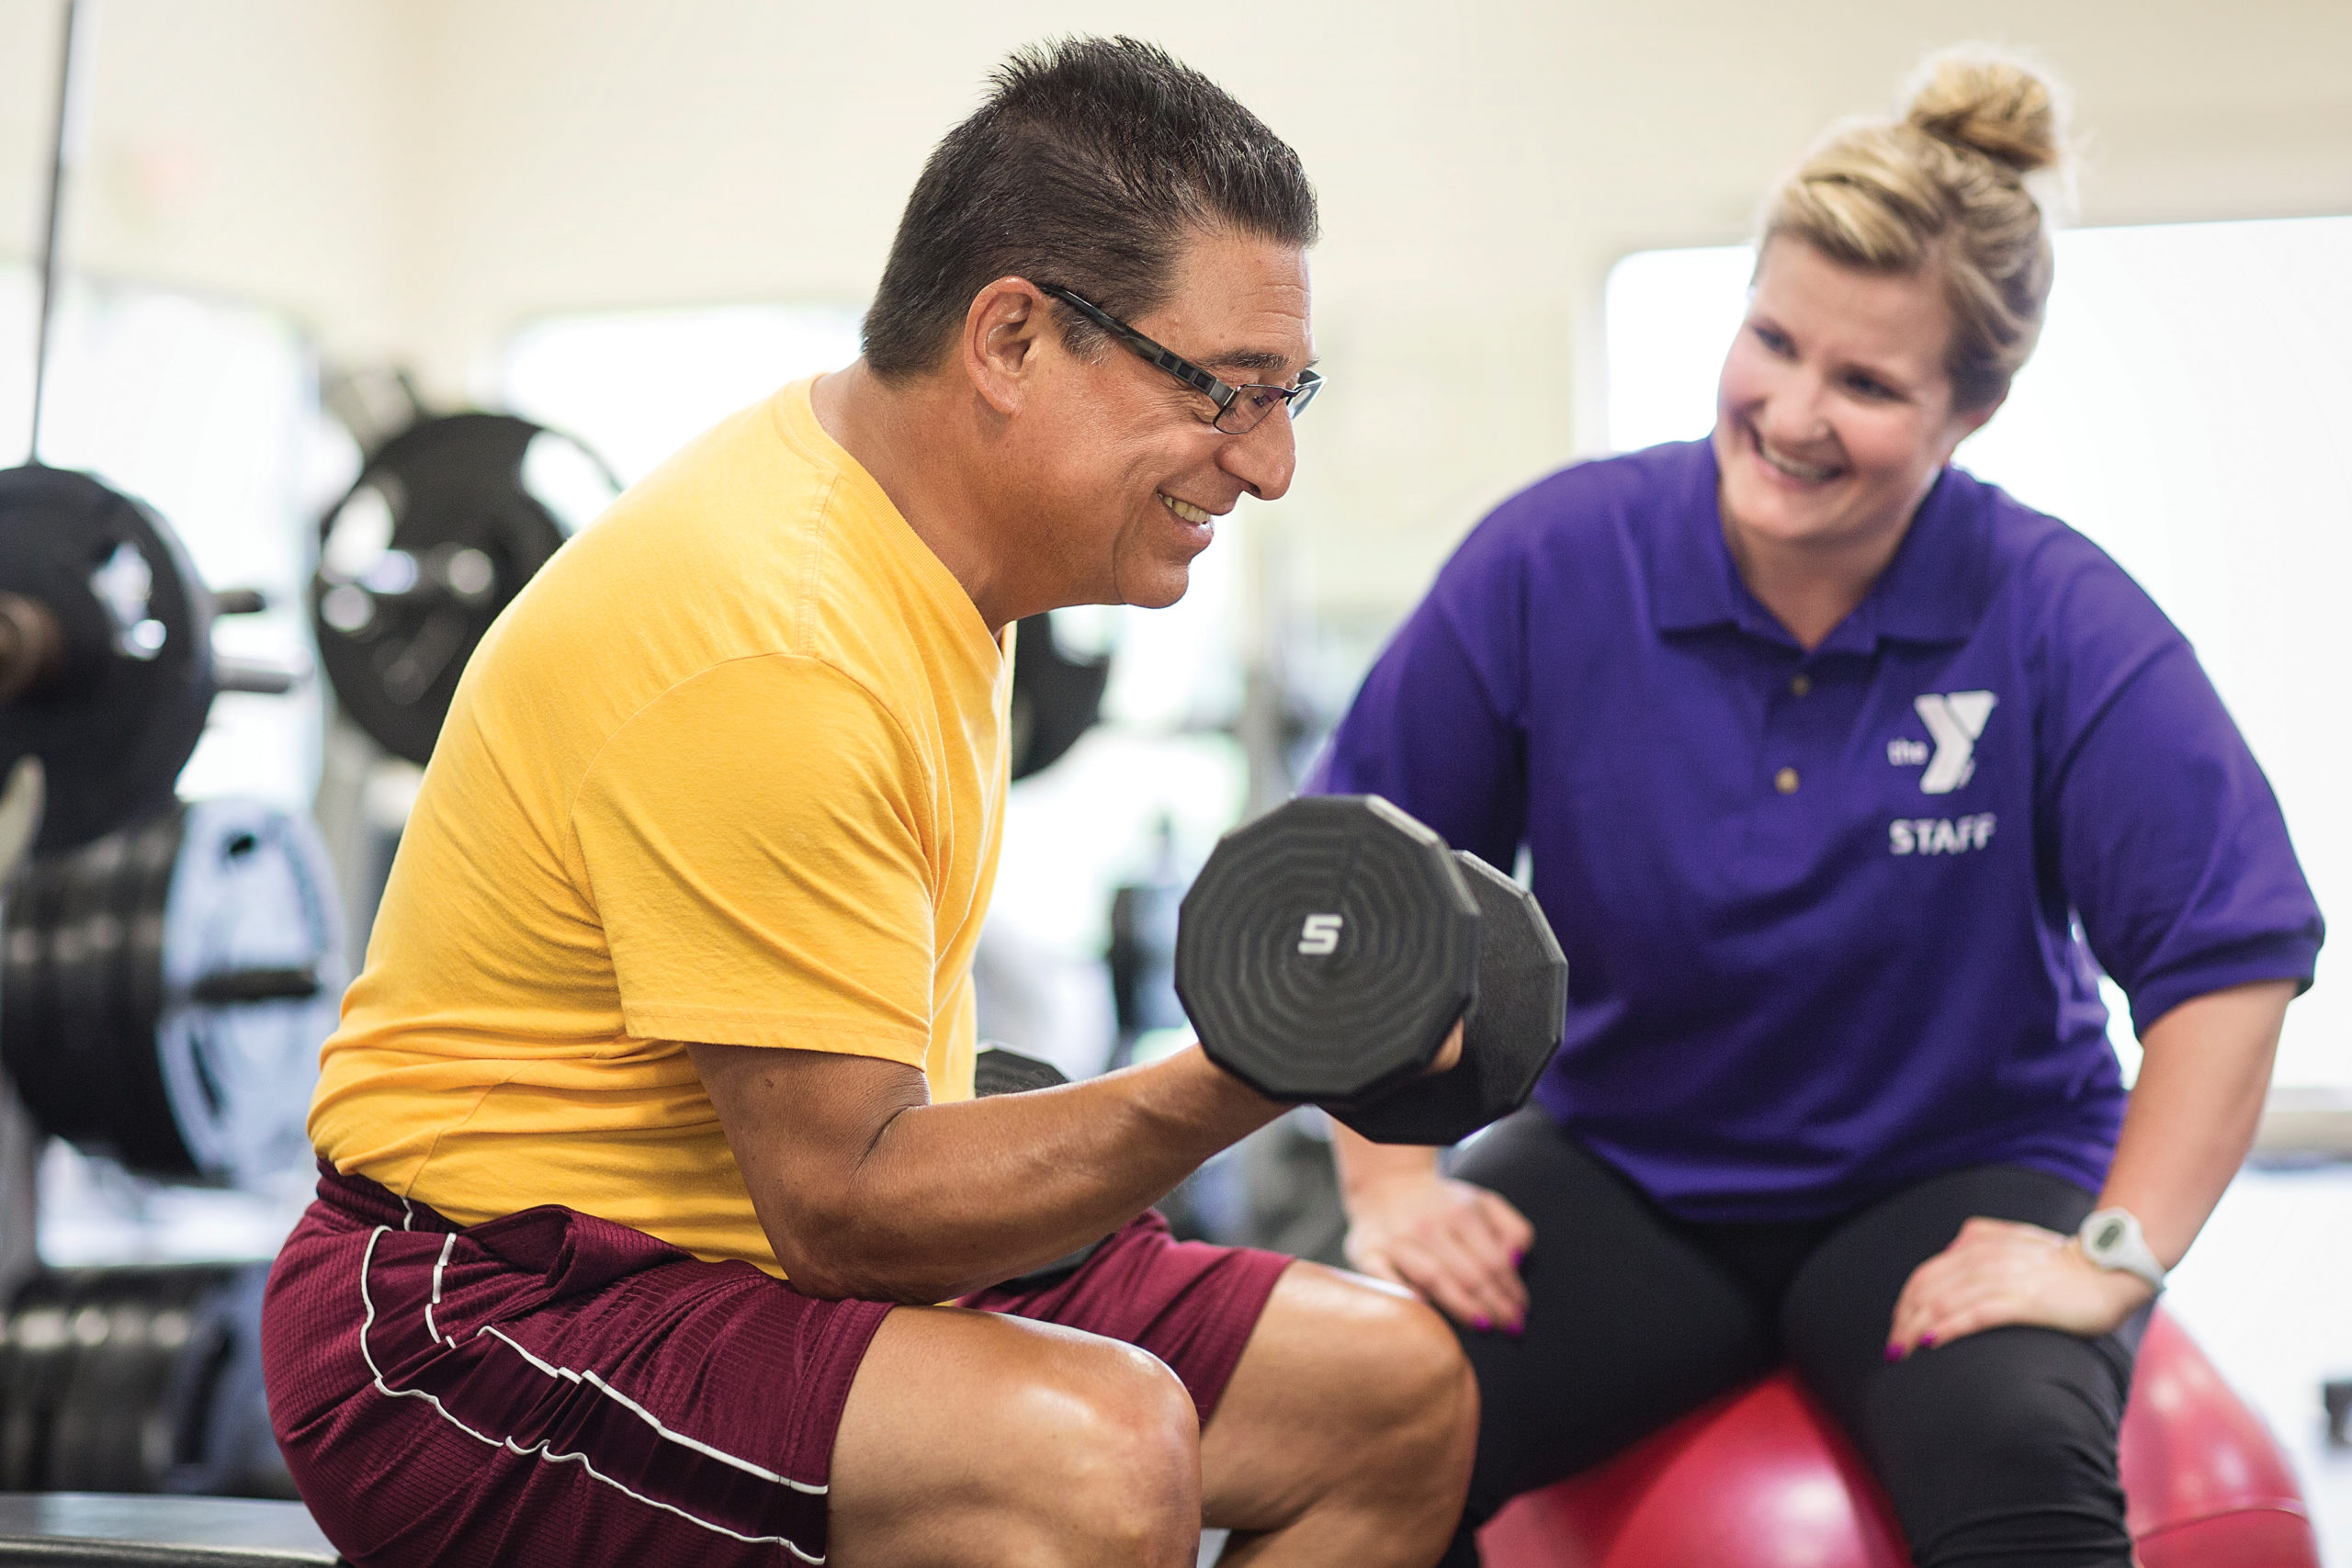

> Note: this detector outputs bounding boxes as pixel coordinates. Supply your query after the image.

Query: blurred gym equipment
[0,4,335,1543]
[2,800,341,1189]
[1478,1309,2320,1568]
[0,0,300,863]
[311,403,617,768]
[0,0,335,1194]
[0,469,288,858]
[0,1264,284,1497]
[1008,612,1112,782]
[1108,818,1189,1057]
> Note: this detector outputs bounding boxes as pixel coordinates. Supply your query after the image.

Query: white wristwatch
[2076,1208,2166,1291]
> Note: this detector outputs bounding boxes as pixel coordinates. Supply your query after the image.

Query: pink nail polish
[1472,1315,1492,1332]
[1883,1345,1902,1362]
[1507,1322,1525,1338]
[1920,1333,1939,1349]
[1512,1248,1527,1267]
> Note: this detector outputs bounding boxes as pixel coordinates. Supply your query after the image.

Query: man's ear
[961,278,1051,416]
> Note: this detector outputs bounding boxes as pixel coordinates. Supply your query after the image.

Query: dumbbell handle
[186,966,321,1005]
[0,592,64,703]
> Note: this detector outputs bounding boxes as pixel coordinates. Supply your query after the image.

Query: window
[500,302,865,487]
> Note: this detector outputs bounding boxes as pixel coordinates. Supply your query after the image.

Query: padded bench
[0,1495,338,1567]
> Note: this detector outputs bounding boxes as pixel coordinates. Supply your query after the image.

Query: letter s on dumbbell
[1297,913,1343,955]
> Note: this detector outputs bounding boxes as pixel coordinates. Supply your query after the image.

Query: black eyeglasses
[1037,283,1321,435]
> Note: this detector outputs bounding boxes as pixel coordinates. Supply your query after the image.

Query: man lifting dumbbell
[262,39,1483,1568]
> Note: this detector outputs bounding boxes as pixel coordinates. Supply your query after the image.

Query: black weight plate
[118,1269,233,1492]
[49,1289,139,1492]
[0,843,74,1134]
[102,814,199,1179]
[971,1048,1104,1287]
[0,1266,261,1497]
[1008,614,1110,782]
[1,818,153,1149]
[52,827,137,1143]
[118,811,184,1095]
[311,414,601,766]
[973,1045,1070,1098]
[0,466,216,853]
[1333,852,1568,1145]
[38,1267,231,1493]
[0,1269,93,1490]
[0,1271,58,1489]
[1176,795,1478,1105]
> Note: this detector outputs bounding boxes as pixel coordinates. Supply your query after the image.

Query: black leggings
[1443,1112,2151,1568]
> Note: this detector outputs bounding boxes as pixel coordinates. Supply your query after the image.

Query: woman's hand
[1342,1168,1534,1333]
[1886,1216,2153,1359]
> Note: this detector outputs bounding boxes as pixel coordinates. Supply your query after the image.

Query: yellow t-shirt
[308,378,1010,1273]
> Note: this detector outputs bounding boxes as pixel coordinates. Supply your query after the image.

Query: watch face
[2095,1219,2125,1251]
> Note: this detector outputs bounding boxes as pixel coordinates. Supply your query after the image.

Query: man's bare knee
[1351,1284,1479,1459]
[954,1330,1201,1568]
[999,1339,1200,1567]
[831,1313,1200,1568]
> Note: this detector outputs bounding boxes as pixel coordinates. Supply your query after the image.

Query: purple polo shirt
[1313,440,2324,1221]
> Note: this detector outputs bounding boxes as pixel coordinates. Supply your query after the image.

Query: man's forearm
[2095,979,2293,1269]
[761,1044,1283,1302]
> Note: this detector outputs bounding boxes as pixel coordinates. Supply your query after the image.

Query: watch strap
[2076,1207,2166,1291]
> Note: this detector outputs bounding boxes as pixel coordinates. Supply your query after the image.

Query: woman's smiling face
[1713,236,1996,561]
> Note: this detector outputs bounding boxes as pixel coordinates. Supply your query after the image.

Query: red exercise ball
[1478,1308,2318,1568]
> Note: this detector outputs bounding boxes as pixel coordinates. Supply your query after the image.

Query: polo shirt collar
[1645,441,1987,652]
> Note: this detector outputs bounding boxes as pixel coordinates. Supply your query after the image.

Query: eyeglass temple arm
[1041,284,1236,410]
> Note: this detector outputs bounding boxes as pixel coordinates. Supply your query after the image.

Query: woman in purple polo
[1316,52,2323,1568]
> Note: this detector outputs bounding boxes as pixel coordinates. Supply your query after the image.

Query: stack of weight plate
[0,799,335,1505]
[0,1262,287,1497]
[1,798,344,1190]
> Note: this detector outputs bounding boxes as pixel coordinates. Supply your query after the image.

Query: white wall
[3,0,2348,618]
[0,0,413,367]
[382,0,2352,619]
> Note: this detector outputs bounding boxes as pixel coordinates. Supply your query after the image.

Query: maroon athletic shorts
[262,1165,1293,1567]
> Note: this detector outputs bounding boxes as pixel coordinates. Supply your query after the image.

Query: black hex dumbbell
[1173,795,1568,1145]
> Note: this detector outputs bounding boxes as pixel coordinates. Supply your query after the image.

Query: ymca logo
[1891,691,1997,795]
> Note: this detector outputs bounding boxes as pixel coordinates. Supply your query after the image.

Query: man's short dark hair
[861,37,1318,379]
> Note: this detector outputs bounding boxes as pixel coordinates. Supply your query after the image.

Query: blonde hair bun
[1903,51,2064,176]
[1757,45,2073,407]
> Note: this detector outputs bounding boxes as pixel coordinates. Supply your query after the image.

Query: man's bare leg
[1204,1263,1477,1566]
[829,1305,1203,1568]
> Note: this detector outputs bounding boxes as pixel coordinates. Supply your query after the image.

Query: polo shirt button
[1774,766,1800,795]
[1789,673,1812,697]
